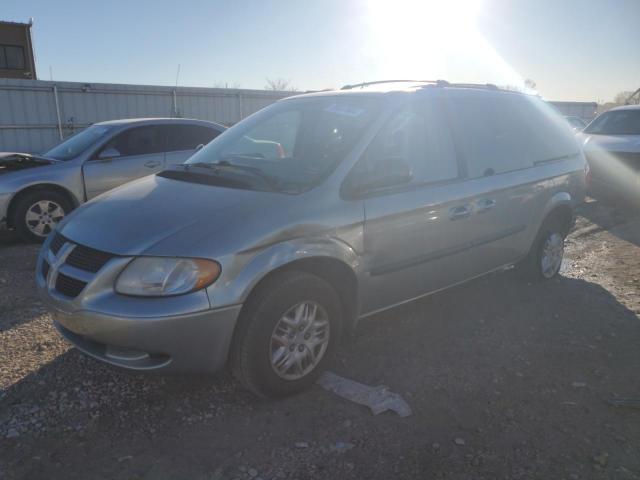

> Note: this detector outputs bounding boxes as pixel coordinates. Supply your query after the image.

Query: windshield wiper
[185,161,279,191]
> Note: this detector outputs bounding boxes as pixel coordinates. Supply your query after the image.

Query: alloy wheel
[269,301,330,380]
[25,200,65,237]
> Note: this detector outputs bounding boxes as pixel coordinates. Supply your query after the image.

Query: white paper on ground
[317,371,413,417]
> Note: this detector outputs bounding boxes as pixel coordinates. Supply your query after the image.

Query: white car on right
[579,105,640,201]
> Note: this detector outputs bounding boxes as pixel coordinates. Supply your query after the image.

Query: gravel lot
[1,198,639,480]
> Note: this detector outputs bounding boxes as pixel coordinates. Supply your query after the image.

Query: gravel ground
[1,198,639,480]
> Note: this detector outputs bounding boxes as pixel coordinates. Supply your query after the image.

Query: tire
[517,218,566,282]
[12,190,72,243]
[231,271,342,398]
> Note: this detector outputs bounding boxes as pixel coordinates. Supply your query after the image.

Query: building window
[0,45,26,70]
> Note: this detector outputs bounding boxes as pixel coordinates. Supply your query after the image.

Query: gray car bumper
[44,297,242,373]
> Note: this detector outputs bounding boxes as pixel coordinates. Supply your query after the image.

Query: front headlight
[115,257,221,297]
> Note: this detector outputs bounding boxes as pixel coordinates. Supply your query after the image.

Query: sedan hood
[0,152,57,176]
[579,134,640,153]
[59,174,281,256]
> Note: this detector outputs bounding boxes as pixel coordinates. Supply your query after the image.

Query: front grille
[49,233,65,255]
[46,234,116,299]
[66,244,115,273]
[55,273,87,298]
[41,261,50,279]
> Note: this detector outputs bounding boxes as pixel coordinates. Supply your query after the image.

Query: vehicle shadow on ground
[578,195,640,247]
[0,233,42,334]
[3,270,640,479]
[0,230,24,247]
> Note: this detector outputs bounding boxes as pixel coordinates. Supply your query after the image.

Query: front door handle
[449,204,472,220]
[144,160,161,168]
[475,198,496,213]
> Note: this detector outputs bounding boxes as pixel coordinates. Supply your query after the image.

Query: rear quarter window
[447,92,579,178]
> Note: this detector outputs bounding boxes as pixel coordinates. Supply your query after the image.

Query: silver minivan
[37,81,587,397]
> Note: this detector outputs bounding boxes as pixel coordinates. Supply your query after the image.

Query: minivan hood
[579,134,640,153]
[59,174,280,256]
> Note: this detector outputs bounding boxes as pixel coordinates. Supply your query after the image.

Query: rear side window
[99,126,165,157]
[164,125,222,152]
[355,98,458,189]
[447,93,578,178]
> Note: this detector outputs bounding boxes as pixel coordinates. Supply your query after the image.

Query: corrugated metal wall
[0,78,292,153]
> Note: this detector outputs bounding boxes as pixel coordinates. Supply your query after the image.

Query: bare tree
[212,81,242,89]
[613,90,640,105]
[498,79,536,93]
[265,77,297,92]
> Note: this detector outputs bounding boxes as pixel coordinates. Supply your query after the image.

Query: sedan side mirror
[98,148,121,160]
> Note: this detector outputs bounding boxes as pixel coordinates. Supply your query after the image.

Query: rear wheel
[517,219,565,281]
[231,271,342,398]
[13,190,71,243]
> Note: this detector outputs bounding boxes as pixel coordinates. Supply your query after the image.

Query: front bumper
[47,301,241,372]
[36,232,242,373]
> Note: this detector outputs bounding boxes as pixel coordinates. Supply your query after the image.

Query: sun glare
[365,0,524,88]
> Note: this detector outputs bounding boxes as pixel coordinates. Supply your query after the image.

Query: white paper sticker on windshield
[323,103,366,117]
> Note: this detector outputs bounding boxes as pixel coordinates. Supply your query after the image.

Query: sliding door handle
[476,198,496,213]
[449,204,472,220]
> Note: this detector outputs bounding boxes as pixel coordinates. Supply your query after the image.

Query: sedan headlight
[115,257,221,297]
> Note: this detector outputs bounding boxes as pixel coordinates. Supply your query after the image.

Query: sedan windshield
[184,96,382,192]
[44,125,112,160]
[584,110,640,135]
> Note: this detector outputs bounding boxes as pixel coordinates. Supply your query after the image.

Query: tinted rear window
[447,92,579,178]
[164,124,222,152]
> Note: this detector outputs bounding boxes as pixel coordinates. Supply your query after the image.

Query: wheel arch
[247,256,359,328]
[540,193,575,237]
[6,183,80,228]
[226,240,362,338]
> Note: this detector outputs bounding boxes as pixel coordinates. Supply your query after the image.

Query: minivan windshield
[44,125,112,160]
[583,109,640,135]
[184,96,382,192]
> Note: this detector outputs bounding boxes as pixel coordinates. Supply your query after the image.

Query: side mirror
[351,156,413,194]
[98,148,121,160]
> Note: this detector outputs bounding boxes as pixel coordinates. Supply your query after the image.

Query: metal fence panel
[0,78,292,153]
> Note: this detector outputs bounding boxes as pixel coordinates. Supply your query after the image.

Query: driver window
[353,100,459,192]
[96,126,164,159]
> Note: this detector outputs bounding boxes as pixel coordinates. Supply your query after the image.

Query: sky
[2,0,639,103]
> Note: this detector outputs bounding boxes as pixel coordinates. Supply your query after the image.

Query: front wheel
[231,271,342,398]
[517,221,565,281]
[13,190,72,243]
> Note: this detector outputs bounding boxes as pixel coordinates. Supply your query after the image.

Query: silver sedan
[0,118,225,241]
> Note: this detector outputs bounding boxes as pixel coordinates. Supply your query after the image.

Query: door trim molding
[368,224,526,276]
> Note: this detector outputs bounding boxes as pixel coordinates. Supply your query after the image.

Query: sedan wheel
[25,200,66,237]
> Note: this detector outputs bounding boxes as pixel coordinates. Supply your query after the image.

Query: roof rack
[340,80,504,92]
[340,79,447,90]
[419,82,500,90]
